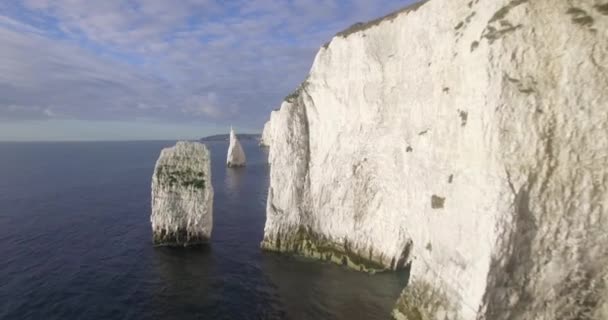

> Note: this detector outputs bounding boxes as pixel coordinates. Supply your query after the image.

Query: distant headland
[200,133,260,142]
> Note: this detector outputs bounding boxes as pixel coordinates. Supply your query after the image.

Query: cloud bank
[0,0,413,138]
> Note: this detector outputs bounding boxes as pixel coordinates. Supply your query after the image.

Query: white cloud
[0,26,178,121]
[181,92,232,119]
[1,0,417,134]
[0,14,45,34]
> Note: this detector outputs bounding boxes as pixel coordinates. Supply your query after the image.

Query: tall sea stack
[261,0,608,319]
[151,141,213,246]
[226,127,247,167]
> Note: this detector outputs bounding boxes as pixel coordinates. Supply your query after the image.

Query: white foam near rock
[151,141,213,246]
[261,0,608,319]
[226,127,247,167]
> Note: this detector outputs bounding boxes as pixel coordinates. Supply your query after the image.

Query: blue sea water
[0,140,407,320]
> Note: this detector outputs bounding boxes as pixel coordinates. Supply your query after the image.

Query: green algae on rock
[392,280,457,320]
[151,141,214,246]
[261,226,408,273]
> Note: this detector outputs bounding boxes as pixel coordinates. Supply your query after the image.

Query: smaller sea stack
[226,127,246,167]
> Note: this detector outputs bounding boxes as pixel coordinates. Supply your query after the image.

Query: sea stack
[226,127,246,167]
[151,141,213,246]
[262,0,608,319]
[259,116,273,147]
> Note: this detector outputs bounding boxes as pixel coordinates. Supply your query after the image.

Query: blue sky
[0,0,414,141]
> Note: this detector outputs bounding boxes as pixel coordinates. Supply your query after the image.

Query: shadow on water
[225,166,246,196]
[260,253,409,320]
[150,246,217,319]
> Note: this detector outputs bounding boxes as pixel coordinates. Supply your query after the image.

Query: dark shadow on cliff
[480,184,538,319]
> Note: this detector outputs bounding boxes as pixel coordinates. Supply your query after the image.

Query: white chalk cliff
[227,127,247,167]
[151,141,213,246]
[260,117,274,147]
[261,0,608,319]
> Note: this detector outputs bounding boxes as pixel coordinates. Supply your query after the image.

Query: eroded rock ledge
[261,225,410,273]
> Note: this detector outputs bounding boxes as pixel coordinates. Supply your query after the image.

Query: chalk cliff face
[260,117,274,147]
[151,141,213,246]
[262,0,608,319]
[227,127,247,167]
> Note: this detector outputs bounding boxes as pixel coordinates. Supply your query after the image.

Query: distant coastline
[200,133,260,142]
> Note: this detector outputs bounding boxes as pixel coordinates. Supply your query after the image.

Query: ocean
[0,140,407,320]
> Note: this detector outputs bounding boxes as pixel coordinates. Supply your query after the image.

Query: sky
[0,0,414,141]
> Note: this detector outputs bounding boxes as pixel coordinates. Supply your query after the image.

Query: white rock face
[151,141,213,246]
[260,116,274,147]
[262,0,608,319]
[226,127,247,167]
